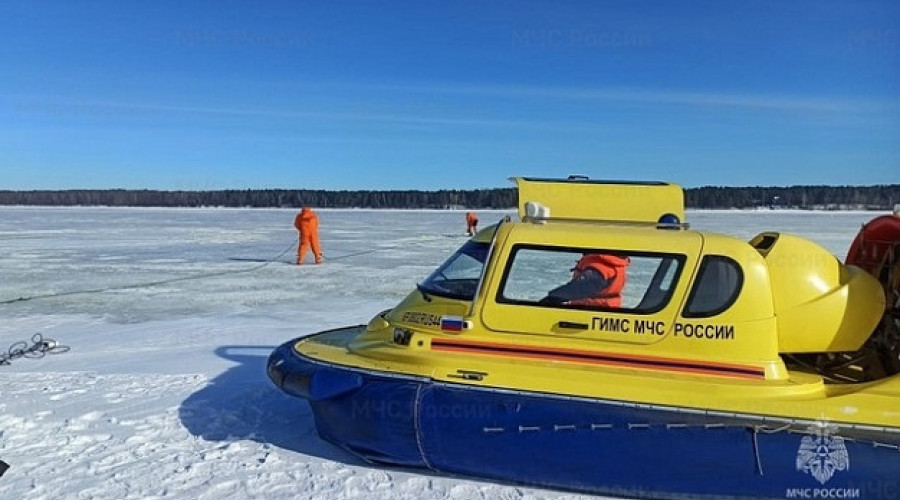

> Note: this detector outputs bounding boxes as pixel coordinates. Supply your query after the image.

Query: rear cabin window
[497,246,683,313]
[682,256,743,318]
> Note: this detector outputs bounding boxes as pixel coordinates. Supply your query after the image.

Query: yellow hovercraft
[268,177,900,500]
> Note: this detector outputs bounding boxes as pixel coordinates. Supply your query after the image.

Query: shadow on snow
[178,345,365,466]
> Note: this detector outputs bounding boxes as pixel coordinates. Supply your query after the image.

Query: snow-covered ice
[0,207,881,499]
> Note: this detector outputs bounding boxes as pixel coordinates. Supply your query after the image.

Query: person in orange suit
[294,207,323,265]
[465,211,479,236]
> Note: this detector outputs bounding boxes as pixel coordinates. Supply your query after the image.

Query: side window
[497,245,683,313]
[682,256,743,318]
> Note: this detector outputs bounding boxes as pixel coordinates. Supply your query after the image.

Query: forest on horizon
[0,184,898,210]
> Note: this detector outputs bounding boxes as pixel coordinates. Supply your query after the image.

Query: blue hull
[268,332,900,500]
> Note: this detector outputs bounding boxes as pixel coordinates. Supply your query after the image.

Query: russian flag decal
[440,316,465,332]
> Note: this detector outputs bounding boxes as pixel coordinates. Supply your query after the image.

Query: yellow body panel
[751,232,885,352]
[513,177,685,224]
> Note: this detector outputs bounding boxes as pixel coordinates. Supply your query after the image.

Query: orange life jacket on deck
[569,254,630,308]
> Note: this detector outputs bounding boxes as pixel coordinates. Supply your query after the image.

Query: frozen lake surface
[0,207,881,499]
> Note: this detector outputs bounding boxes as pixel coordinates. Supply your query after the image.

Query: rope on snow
[0,332,70,366]
[0,233,450,306]
[0,239,299,305]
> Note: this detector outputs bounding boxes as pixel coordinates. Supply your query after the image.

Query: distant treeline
[0,185,898,210]
[684,185,899,210]
[0,188,517,209]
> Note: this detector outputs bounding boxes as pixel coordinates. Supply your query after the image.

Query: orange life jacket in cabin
[568,254,630,308]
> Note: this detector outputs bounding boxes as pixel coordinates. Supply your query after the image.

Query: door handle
[558,321,588,330]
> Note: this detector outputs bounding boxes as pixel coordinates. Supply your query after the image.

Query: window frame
[494,243,687,314]
[681,255,744,318]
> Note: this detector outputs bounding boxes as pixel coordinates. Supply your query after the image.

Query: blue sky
[2,1,898,190]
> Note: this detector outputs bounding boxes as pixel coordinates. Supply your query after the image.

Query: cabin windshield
[419,240,490,300]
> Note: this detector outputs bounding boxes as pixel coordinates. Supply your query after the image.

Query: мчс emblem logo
[795,423,850,485]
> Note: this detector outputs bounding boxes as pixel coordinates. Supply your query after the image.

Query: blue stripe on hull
[269,342,900,499]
